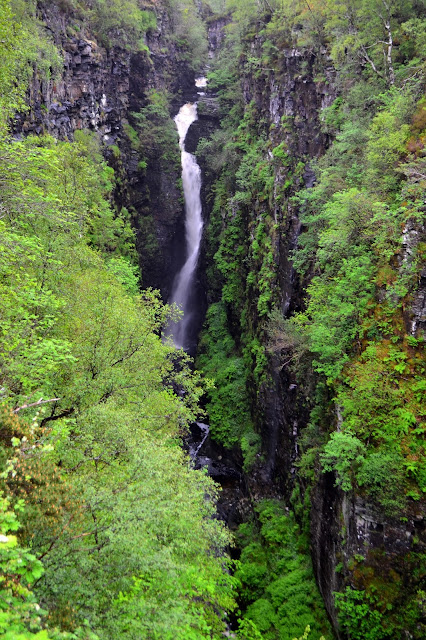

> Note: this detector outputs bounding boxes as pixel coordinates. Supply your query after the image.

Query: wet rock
[311,473,426,634]
[185,421,247,528]
[207,17,230,60]
[400,219,426,336]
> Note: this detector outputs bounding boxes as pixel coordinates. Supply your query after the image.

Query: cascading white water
[166,83,206,350]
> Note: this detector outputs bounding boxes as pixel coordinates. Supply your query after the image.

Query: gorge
[0,1,425,640]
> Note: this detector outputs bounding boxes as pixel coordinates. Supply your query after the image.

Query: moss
[235,501,333,640]
[336,548,426,639]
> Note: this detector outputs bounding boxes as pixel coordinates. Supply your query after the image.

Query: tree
[0,492,97,639]
[325,0,418,86]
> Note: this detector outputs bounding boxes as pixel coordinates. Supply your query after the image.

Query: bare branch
[37,514,74,561]
[13,397,60,414]
[359,45,385,79]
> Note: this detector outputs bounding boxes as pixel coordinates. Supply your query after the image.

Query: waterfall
[165,80,206,351]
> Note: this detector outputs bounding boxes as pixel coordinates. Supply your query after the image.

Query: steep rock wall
[15,6,425,636]
[16,1,198,298]
[15,3,130,141]
[239,44,336,493]
[201,26,425,637]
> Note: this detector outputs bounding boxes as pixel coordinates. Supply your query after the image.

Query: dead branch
[13,397,60,414]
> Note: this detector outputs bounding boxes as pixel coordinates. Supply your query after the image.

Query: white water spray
[166,90,204,350]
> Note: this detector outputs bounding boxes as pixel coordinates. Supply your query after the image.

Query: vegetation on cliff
[234,500,331,640]
[196,0,425,638]
[0,1,237,638]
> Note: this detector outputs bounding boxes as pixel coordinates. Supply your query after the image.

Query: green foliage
[0,0,62,134]
[0,131,137,404]
[288,82,426,511]
[84,0,157,50]
[271,142,289,164]
[0,0,26,133]
[197,94,280,434]
[366,95,412,194]
[320,432,366,492]
[357,451,407,513]
[240,429,262,470]
[214,207,247,310]
[0,494,46,636]
[106,256,140,295]
[167,0,208,70]
[198,8,425,640]
[0,73,235,638]
[123,122,140,149]
[131,89,180,170]
[0,205,235,636]
[292,251,375,380]
[334,588,389,640]
[0,1,423,639]
[39,428,235,639]
[197,303,256,458]
[235,501,332,640]
[328,337,426,507]
[0,493,97,639]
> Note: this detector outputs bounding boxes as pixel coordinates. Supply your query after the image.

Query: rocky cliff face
[403,218,426,337]
[206,30,426,637]
[16,1,199,299]
[239,44,337,493]
[15,4,130,141]
[311,470,425,637]
[17,2,196,140]
[15,3,229,306]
